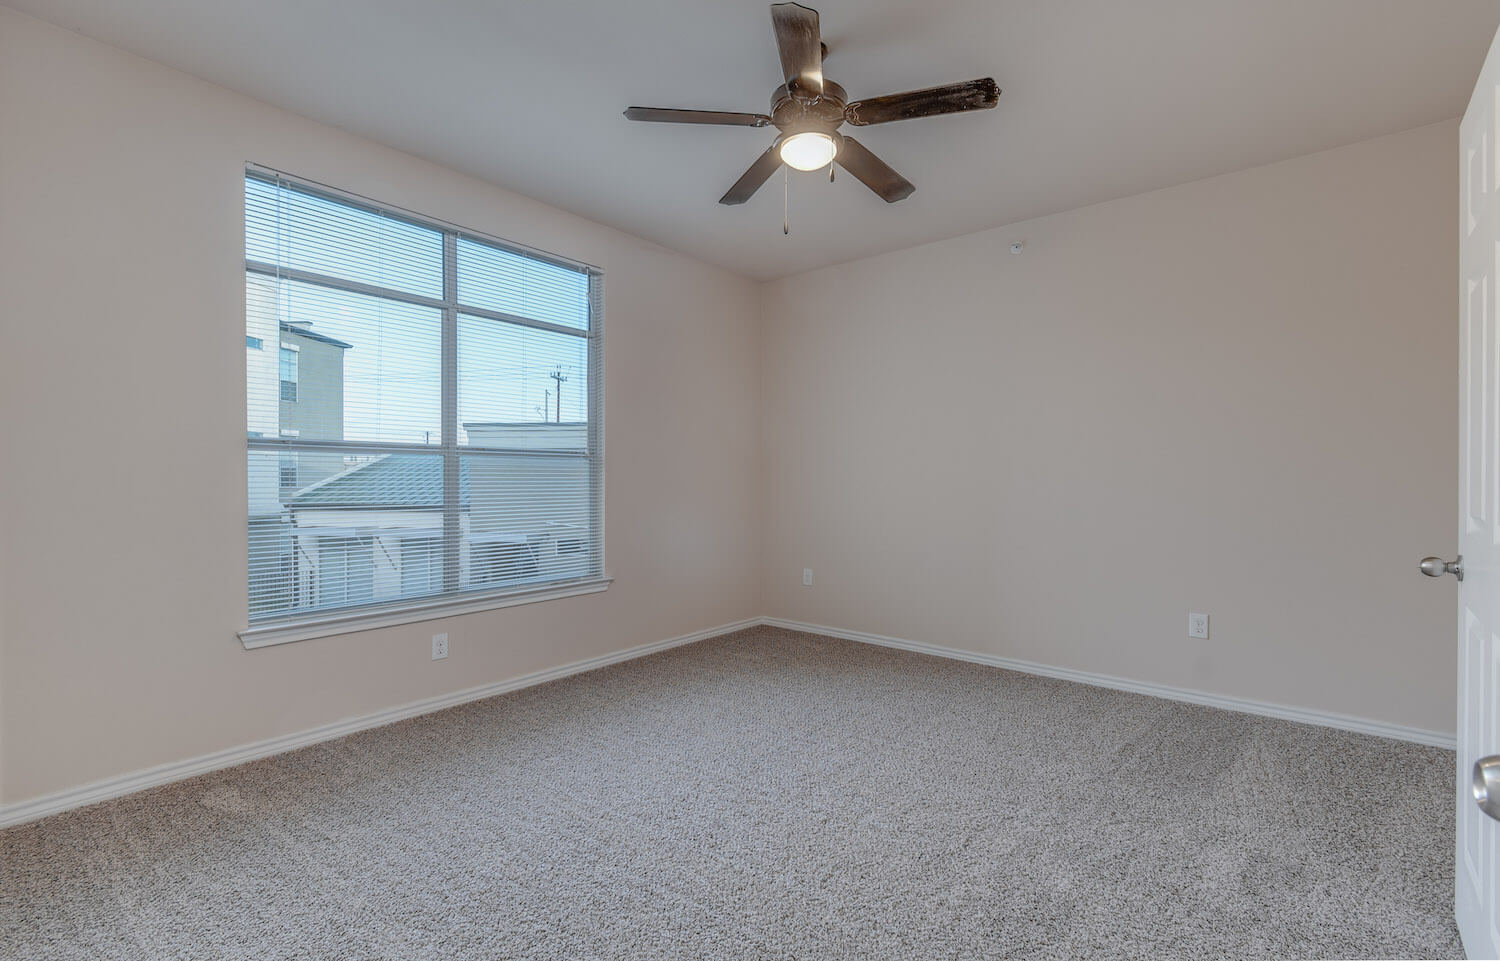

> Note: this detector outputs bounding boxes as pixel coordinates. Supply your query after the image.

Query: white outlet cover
[1187,614,1209,639]
[802,568,813,586]
[432,633,448,660]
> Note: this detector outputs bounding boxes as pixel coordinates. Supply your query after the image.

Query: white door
[1456,26,1500,957]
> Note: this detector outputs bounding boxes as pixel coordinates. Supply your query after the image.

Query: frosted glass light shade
[779,132,838,171]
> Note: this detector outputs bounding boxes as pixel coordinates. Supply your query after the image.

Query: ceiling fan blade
[836,137,914,203]
[770,3,824,96]
[624,107,772,127]
[720,146,783,205]
[845,78,1000,126]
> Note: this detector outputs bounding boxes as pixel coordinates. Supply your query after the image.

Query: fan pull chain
[783,166,790,235]
[829,164,835,183]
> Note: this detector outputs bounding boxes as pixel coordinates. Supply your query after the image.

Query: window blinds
[245,169,603,626]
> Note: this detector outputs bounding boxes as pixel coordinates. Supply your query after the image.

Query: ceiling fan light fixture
[779,131,838,171]
[624,4,999,207]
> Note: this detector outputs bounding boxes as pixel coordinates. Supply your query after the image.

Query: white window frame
[239,166,608,649]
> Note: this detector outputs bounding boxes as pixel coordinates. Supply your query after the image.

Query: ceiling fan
[624,2,1000,206]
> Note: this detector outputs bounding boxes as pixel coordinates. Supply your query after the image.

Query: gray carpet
[0,626,1464,960]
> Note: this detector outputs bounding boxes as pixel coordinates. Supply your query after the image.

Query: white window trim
[238,576,612,649]
[242,165,606,649]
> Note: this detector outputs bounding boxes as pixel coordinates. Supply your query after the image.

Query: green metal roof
[289,455,468,510]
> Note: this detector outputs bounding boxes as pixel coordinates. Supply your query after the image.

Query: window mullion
[441,232,460,593]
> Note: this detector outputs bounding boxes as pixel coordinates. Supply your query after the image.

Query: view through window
[245,170,602,625]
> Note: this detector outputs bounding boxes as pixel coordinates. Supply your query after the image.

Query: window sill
[237,577,613,650]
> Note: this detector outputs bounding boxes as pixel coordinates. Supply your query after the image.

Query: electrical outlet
[431,633,448,660]
[1187,613,1209,640]
[803,568,813,587]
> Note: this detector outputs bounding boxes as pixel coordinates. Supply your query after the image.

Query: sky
[246,176,592,445]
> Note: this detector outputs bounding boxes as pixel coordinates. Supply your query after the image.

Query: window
[243,168,604,643]
[279,346,298,402]
[247,336,264,350]
[278,451,297,491]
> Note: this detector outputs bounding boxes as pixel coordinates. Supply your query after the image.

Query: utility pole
[549,366,568,422]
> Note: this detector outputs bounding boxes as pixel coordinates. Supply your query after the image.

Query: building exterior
[462,422,591,583]
[278,423,590,613]
[246,275,352,615]
[275,323,350,494]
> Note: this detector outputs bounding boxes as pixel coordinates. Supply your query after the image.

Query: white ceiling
[8,0,1500,279]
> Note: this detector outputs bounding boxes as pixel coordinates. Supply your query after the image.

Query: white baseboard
[759,617,1457,750]
[0,617,761,829]
[2,613,1454,829]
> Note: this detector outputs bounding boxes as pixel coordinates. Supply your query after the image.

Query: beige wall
[0,9,763,805]
[761,121,1459,736]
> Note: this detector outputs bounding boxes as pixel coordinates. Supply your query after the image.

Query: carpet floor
[0,626,1463,960]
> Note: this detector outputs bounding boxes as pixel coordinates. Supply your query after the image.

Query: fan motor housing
[770,80,847,135]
